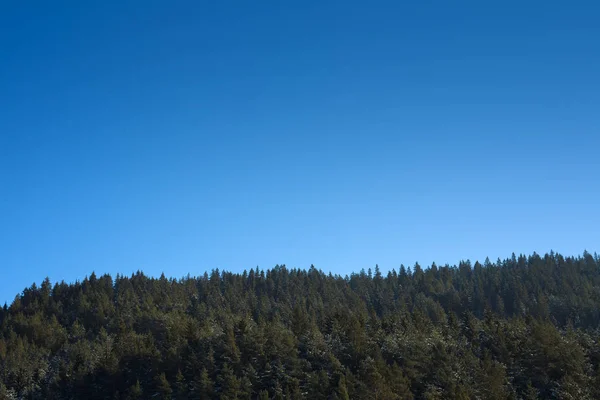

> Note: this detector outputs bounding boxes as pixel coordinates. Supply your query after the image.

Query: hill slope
[1,251,600,399]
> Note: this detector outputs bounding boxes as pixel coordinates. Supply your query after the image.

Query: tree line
[1,251,600,399]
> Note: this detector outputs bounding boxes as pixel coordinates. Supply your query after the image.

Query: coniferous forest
[2,251,600,399]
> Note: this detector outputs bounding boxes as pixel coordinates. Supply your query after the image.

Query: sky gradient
[1,0,599,304]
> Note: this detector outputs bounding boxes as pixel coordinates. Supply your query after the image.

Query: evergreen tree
[154,373,172,400]
[258,390,270,400]
[174,369,186,399]
[127,380,143,400]
[0,251,599,399]
[217,363,241,400]
[333,375,350,400]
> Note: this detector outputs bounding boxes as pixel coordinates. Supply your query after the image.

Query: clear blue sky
[1,0,599,304]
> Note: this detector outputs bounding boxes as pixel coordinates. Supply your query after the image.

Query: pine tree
[388,363,413,400]
[154,372,172,400]
[1,251,600,398]
[523,381,539,400]
[258,390,270,400]
[333,375,350,400]
[217,363,241,400]
[192,367,213,399]
[174,369,186,399]
[127,380,143,400]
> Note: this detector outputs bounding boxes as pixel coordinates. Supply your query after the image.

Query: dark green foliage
[127,380,142,400]
[154,372,172,399]
[0,251,599,398]
[258,389,270,400]
[333,375,350,400]
[173,369,186,400]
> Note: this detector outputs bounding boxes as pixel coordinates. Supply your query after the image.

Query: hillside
[1,251,600,399]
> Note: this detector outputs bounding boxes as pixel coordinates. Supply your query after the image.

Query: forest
[1,251,600,399]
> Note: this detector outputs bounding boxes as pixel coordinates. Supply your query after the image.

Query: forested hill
[1,252,600,399]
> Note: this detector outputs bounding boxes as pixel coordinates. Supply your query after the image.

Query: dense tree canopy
[1,251,600,399]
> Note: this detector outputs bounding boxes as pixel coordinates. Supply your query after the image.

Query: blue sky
[1,0,599,304]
